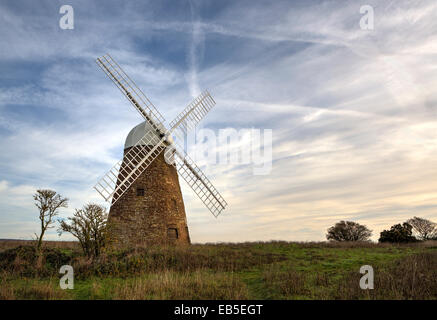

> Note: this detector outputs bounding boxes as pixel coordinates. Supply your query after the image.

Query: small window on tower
[136,188,145,196]
[167,228,178,240]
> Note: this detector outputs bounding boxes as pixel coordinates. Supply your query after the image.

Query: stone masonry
[108,146,191,246]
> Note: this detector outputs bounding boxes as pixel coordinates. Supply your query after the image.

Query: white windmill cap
[124,121,160,149]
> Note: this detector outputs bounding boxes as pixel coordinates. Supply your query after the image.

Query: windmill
[93,54,227,245]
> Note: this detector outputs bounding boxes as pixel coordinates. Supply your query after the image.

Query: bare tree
[33,189,68,251]
[58,203,110,257]
[406,217,437,240]
[326,221,372,242]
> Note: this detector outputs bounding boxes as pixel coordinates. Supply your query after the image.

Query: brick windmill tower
[93,54,227,246]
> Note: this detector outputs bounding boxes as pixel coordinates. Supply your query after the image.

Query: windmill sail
[167,141,227,217]
[169,90,216,135]
[96,54,166,133]
[94,130,167,204]
[166,92,226,217]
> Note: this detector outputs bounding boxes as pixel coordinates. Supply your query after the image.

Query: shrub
[58,203,110,257]
[379,223,417,243]
[0,246,73,277]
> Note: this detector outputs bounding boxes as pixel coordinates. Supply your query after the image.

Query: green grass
[235,243,428,299]
[0,240,436,300]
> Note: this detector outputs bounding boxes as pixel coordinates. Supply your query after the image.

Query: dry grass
[0,274,68,300]
[336,251,437,299]
[263,265,308,297]
[0,240,78,253]
[70,244,286,279]
[112,270,249,300]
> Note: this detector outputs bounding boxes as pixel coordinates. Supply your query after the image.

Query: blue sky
[1,0,437,242]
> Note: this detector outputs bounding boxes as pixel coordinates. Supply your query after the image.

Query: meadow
[0,240,436,300]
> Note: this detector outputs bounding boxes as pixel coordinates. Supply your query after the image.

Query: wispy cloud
[186,0,204,97]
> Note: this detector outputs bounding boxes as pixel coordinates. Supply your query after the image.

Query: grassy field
[0,240,436,300]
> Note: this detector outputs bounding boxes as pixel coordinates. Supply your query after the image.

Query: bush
[0,246,73,277]
[58,203,110,257]
[379,223,417,243]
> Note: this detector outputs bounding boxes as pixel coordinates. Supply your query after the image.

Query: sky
[0,0,437,242]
